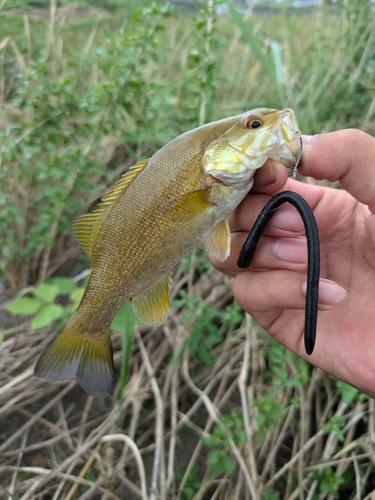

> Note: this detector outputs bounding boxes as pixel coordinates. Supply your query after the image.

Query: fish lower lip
[293,137,303,170]
[285,138,303,170]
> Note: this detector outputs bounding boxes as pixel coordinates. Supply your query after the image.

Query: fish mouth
[267,133,302,170]
[269,109,302,170]
[273,110,302,169]
[279,134,302,169]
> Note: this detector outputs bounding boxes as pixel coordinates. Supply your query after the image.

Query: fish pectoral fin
[162,189,210,222]
[132,273,173,326]
[204,218,231,262]
[34,322,114,399]
[72,160,149,260]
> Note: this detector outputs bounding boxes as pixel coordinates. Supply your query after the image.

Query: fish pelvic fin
[34,322,114,399]
[72,160,149,260]
[132,272,173,325]
[204,218,231,262]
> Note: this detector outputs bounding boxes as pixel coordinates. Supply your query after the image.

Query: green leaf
[209,460,223,479]
[234,428,247,443]
[31,303,65,330]
[206,448,221,464]
[271,41,284,88]
[333,427,345,442]
[7,296,42,315]
[70,287,85,304]
[202,434,217,447]
[263,488,281,500]
[47,277,77,295]
[223,455,235,475]
[34,283,60,303]
[111,302,140,333]
[0,484,18,500]
[113,303,139,398]
[198,346,217,364]
[336,381,359,403]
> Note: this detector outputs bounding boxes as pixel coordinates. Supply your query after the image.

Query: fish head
[203,108,301,190]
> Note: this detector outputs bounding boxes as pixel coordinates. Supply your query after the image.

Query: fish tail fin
[34,321,114,399]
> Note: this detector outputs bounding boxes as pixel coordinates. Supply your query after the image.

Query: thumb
[299,130,375,212]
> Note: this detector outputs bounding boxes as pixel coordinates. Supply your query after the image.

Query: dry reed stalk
[1,250,374,499]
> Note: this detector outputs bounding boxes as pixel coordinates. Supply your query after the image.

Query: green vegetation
[1,1,375,498]
[1,0,374,286]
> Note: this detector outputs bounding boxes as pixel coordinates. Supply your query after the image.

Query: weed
[203,409,247,478]
[322,413,346,443]
[111,301,140,396]
[5,277,83,330]
[171,291,244,367]
[266,339,310,391]
[252,392,287,445]
[311,466,346,499]
[175,464,202,500]
[4,274,139,395]
[0,2,175,287]
[336,379,361,403]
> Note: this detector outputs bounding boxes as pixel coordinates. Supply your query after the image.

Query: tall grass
[1,1,375,499]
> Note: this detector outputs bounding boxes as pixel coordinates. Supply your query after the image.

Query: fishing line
[237,191,320,355]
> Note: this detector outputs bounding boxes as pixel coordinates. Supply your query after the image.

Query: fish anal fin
[72,160,148,259]
[34,322,114,399]
[204,218,231,262]
[132,273,172,325]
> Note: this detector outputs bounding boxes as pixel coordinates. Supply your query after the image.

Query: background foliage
[1,1,375,499]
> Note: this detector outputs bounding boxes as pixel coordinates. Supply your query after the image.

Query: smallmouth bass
[34,108,301,398]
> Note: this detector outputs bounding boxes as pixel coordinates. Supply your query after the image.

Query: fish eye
[245,117,263,129]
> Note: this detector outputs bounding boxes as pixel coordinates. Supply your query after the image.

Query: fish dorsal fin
[132,272,173,326]
[204,218,231,262]
[72,160,148,259]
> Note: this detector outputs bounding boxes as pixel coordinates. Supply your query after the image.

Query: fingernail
[274,238,307,263]
[255,159,277,187]
[264,159,277,185]
[301,135,313,145]
[303,279,346,308]
[269,159,277,183]
[269,205,304,232]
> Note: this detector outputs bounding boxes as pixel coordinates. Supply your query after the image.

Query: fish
[34,108,301,398]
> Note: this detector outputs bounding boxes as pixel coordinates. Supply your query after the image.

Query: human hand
[211,129,375,398]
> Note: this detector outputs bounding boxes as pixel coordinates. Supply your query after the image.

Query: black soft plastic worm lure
[237,191,320,355]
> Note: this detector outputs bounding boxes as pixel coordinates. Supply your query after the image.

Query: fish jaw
[267,108,301,168]
[203,108,301,188]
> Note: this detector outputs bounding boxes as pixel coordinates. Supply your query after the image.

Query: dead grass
[1,262,375,499]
